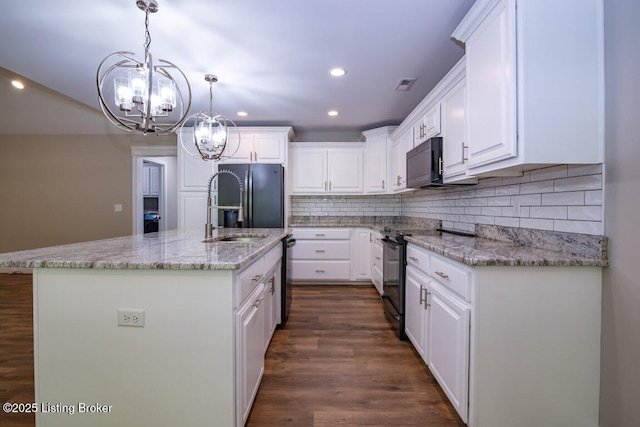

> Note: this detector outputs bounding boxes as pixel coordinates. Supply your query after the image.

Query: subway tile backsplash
[290,164,604,236]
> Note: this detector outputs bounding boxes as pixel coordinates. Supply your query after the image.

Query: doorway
[132,148,178,235]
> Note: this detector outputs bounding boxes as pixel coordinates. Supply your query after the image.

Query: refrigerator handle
[248,169,253,227]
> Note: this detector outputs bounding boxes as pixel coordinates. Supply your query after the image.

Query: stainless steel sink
[202,234,268,243]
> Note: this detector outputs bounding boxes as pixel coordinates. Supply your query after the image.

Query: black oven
[380,230,410,340]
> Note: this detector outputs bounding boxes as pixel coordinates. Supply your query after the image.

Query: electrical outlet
[118,309,145,327]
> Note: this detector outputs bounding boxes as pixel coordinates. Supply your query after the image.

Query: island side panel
[470,266,601,427]
[33,268,236,427]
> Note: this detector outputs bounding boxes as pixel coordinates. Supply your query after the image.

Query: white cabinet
[370,231,383,295]
[263,265,280,351]
[405,269,429,357]
[143,165,161,196]
[428,281,470,422]
[406,242,602,427]
[236,282,266,424]
[440,67,478,184]
[413,104,441,146]
[452,0,603,176]
[222,127,293,164]
[290,228,351,281]
[389,127,413,192]
[178,127,216,192]
[351,228,371,281]
[289,144,364,194]
[362,127,395,194]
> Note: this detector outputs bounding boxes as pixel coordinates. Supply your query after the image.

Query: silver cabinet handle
[397,175,401,186]
[315,233,325,237]
[382,179,385,189]
[269,276,275,294]
[419,285,426,305]
[409,256,419,262]
[253,297,264,308]
[462,142,468,163]
[425,290,431,309]
[315,249,326,253]
[435,271,449,279]
[315,269,325,273]
[324,181,328,191]
[252,274,264,282]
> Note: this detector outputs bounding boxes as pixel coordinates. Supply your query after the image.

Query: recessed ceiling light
[329,68,347,77]
[237,111,248,117]
[11,80,24,90]
[328,110,339,117]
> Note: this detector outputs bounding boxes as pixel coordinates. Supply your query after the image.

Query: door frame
[131,145,177,234]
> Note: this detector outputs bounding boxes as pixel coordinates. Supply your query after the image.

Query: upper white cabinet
[143,164,161,196]
[389,127,413,192]
[289,143,364,194]
[452,0,603,176]
[221,127,294,164]
[178,127,216,192]
[440,61,478,184]
[413,104,442,146]
[362,127,396,194]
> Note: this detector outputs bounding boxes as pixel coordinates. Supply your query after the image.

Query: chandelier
[96,0,191,135]
[179,74,237,161]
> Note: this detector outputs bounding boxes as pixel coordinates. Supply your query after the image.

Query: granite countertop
[0,228,290,270]
[289,216,608,267]
[405,233,606,267]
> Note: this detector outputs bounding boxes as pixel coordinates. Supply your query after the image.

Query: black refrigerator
[217,163,284,228]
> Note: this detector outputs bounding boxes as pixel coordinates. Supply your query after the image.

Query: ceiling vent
[394,78,416,91]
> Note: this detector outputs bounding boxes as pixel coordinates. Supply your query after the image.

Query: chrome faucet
[205,169,244,238]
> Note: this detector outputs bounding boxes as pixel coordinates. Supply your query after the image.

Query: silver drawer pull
[315,269,325,273]
[252,274,263,282]
[409,256,419,262]
[252,297,264,308]
[315,249,326,253]
[315,233,326,237]
[435,271,449,279]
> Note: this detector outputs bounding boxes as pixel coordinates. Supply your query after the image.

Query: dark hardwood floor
[246,285,465,427]
[0,274,464,427]
[0,273,35,427]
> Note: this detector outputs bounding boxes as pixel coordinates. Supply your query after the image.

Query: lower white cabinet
[406,242,602,427]
[236,283,266,424]
[404,269,429,356]
[351,228,371,281]
[427,281,470,422]
[263,263,281,352]
[370,231,383,295]
[290,228,350,282]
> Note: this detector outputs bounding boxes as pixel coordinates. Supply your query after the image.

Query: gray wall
[600,0,640,426]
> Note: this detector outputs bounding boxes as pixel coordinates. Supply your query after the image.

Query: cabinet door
[351,229,371,281]
[390,128,412,191]
[142,167,151,196]
[428,282,470,423]
[442,81,468,179]
[465,0,516,169]
[290,148,327,193]
[254,133,285,163]
[148,166,161,196]
[178,192,212,230]
[405,270,428,359]
[222,129,252,163]
[414,104,442,146]
[365,134,388,193]
[178,127,215,191]
[328,148,364,193]
[236,284,266,424]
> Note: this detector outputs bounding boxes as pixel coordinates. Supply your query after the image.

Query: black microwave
[406,137,443,188]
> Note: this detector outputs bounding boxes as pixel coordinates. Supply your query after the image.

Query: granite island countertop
[0,228,290,270]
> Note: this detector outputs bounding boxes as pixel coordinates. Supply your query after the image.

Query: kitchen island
[0,228,289,427]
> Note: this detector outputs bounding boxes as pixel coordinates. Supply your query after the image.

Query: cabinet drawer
[293,228,350,240]
[291,240,350,260]
[236,257,265,305]
[292,260,351,280]
[407,245,429,275]
[429,254,471,302]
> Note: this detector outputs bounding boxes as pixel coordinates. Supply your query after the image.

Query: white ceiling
[0,0,474,136]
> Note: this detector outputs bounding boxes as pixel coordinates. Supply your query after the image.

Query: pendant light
[96,0,191,135]
[179,74,238,161]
